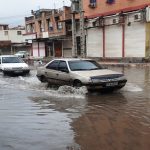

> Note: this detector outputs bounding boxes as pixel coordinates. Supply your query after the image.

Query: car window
[2,57,24,63]
[0,58,1,64]
[68,60,103,71]
[58,61,68,72]
[46,60,59,70]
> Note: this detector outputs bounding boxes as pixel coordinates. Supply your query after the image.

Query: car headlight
[91,78,101,83]
[23,66,29,70]
[3,67,12,70]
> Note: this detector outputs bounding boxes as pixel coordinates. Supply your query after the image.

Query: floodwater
[0,66,150,150]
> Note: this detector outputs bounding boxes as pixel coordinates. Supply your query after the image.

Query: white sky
[0,0,71,26]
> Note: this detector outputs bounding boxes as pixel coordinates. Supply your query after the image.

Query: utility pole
[71,12,77,57]
[71,0,78,57]
[79,0,86,58]
[71,0,85,58]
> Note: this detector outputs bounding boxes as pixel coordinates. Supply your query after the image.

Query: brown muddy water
[0,66,150,150]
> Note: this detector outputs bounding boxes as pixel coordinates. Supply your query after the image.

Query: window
[46,60,59,70]
[2,57,23,63]
[90,0,96,4]
[4,31,8,35]
[89,0,96,8]
[58,61,68,72]
[17,31,22,35]
[58,22,63,30]
[106,0,115,4]
[47,19,53,31]
[55,16,62,30]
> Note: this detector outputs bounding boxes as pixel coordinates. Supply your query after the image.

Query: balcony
[25,16,34,23]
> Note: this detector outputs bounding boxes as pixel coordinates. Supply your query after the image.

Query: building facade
[83,0,150,59]
[24,7,72,58]
[0,24,28,55]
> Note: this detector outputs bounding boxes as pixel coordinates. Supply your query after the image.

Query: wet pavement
[0,66,150,150]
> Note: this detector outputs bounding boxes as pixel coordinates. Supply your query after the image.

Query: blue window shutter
[90,0,96,4]
[106,0,115,4]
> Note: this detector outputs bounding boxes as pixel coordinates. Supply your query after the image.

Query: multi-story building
[0,24,27,55]
[24,6,72,58]
[82,0,150,60]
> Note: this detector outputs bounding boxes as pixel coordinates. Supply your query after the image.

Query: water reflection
[0,66,150,150]
[70,67,150,150]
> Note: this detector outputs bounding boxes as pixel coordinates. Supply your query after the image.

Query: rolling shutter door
[125,22,145,57]
[87,28,103,57]
[105,26,122,57]
[39,42,45,57]
[32,42,38,57]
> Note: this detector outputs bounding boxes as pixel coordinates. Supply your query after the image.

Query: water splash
[122,83,143,92]
[44,86,88,99]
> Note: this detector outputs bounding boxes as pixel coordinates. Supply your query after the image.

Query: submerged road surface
[0,66,150,150]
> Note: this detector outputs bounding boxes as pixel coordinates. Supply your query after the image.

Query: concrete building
[82,0,150,60]
[24,7,72,58]
[0,24,29,55]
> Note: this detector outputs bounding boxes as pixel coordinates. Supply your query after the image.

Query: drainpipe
[103,26,105,58]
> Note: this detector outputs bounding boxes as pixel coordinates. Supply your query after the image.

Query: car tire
[73,80,82,88]
[40,75,47,83]
[3,71,7,76]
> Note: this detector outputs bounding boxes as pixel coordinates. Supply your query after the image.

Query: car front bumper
[85,79,127,90]
[3,69,30,75]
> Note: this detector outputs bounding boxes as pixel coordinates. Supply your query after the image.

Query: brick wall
[84,0,150,18]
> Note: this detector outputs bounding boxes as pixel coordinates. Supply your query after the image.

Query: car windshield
[68,60,103,71]
[2,57,24,63]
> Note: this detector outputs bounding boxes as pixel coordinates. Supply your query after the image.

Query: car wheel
[3,71,7,76]
[73,80,82,88]
[40,75,47,83]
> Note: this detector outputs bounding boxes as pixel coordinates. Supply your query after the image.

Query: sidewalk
[25,57,150,68]
[99,62,150,67]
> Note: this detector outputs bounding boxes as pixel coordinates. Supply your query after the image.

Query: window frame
[46,60,60,70]
[17,31,22,35]
[58,61,69,73]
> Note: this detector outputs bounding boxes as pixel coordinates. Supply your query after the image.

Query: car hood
[1,63,28,68]
[73,69,123,78]
[15,54,23,56]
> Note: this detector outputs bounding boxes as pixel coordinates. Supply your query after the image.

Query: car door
[44,60,60,84]
[57,61,72,85]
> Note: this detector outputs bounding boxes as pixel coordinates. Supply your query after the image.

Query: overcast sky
[0,0,71,26]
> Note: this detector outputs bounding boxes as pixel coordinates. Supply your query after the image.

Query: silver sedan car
[36,58,127,91]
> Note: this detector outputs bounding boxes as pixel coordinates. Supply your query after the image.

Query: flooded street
[0,66,150,150]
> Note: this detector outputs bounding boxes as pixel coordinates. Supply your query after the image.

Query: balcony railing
[25,16,34,22]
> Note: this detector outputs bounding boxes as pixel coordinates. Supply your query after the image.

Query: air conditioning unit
[134,13,142,22]
[95,19,104,27]
[88,21,95,28]
[43,32,49,38]
[100,19,105,27]
[112,18,119,24]
[146,7,150,22]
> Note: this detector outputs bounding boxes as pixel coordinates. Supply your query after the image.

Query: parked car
[15,51,29,58]
[36,58,127,91]
[0,55,30,75]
